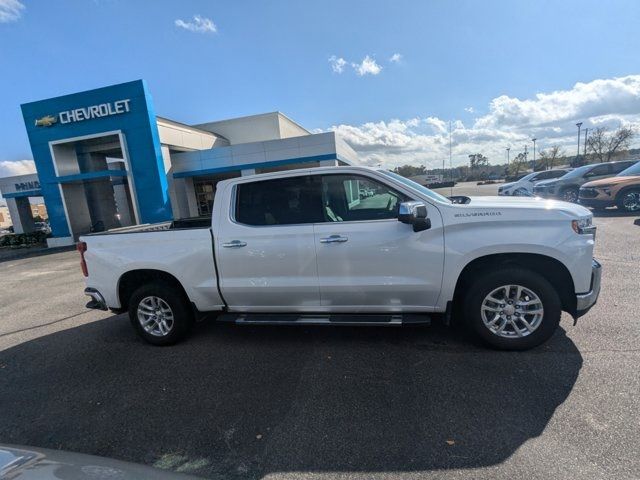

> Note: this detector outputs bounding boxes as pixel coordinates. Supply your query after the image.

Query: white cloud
[464,106,475,113]
[352,55,382,76]
[324,74,640,169]
[0,0,24,23]
[389,53,402,63]
[0,160,36,177]
[174,15,217,34]
[328,55,347,74]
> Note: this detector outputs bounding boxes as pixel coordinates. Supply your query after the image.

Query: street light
[584,128,589,157]
[506,147,510,167]
[531,138,537,170]
[576,122,583,163]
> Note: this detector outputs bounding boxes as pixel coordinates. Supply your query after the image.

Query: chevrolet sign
[34,99,131,127]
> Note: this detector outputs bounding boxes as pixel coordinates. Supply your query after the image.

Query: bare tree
[537,145,564,170]
[587,126,634,162]
[508,153,527,177]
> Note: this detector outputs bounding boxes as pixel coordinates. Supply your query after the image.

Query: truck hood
[465,195,591,217]
[582,175,640,188]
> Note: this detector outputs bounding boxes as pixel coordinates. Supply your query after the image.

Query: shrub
[0,231,48,248]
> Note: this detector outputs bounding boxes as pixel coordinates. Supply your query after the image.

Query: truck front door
[215,175,324,312]
[313,173,444,311]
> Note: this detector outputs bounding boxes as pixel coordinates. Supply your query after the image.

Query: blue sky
[1,0,640,174]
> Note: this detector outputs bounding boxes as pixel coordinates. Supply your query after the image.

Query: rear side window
[611,161,635,174]
[235,176,324,226]
[585,164,610,177]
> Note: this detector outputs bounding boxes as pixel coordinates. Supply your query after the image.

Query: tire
[463,268,561,350]
[128,282,194,346]
[560,187,579,203]
[615,188,640,212]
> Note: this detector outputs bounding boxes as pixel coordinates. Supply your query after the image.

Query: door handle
[222,240,247,248]
[320,235,348,244]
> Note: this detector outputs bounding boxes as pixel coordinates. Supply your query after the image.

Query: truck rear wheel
[463,268,561,350]
[128,283,194,346]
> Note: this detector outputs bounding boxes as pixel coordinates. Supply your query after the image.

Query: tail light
[77,241,88,277]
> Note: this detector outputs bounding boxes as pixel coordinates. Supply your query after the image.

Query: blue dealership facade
[0,80,358,246]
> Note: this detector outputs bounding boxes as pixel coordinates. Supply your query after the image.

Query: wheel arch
[615,184,640,203]
[452,253,576,318]
[118,269,190,311]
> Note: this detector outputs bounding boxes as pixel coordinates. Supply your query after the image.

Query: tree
[468,153,489,170]
[587,126,634,163]
[392,164,427,177]
[537,145,564,170]
[508,153,527,177]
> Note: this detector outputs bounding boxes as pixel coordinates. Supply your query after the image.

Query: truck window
[320,174,409,222]
[235,175,324,226]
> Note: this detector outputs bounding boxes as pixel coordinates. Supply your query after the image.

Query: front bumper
[575,259,602,317]
[578,198,614,209]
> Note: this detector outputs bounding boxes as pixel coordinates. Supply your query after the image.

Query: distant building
[0,205,11,228]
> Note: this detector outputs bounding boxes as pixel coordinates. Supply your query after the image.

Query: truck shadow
[0,315,582,479]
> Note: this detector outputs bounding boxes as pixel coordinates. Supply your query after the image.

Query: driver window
[320,174,409,222]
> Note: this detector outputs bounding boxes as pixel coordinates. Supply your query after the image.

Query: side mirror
[398,201,432,232]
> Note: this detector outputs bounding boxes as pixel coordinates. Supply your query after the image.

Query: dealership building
[0,80,358,247]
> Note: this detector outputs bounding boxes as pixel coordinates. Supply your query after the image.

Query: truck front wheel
[128,283,194,346]
[463,268,561,350]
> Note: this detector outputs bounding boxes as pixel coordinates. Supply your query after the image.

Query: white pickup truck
[79,166,601,350]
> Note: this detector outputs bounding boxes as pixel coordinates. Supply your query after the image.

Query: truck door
[313,173,444,311]
[215,175,324,311]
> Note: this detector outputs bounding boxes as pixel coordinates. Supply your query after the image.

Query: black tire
[128,282,194,346]
[560,187,579,203]
[463,268,561,350]
[615,188,640,212]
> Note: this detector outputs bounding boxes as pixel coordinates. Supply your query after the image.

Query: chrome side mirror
[398,201,431,232]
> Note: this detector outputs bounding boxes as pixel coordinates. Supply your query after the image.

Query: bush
[0,231,48,248]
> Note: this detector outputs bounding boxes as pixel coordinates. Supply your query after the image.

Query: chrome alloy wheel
[481,285,544,338]
[562,189,578,202]
[137,296,174,337]
[622,191,640,211]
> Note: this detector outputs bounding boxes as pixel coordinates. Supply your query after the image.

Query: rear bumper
[575,259,602,318]
[84,287,108,311]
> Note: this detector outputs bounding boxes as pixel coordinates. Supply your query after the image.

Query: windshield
[559,164,592,179]
[617,161,640,176]
[379,170,452,204]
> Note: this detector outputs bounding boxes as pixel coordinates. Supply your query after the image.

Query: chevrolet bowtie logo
[34,115,58,127]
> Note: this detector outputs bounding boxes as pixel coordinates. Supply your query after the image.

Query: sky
[1,0,640,183]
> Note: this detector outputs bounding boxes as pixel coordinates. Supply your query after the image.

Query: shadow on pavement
[0,315,582,479]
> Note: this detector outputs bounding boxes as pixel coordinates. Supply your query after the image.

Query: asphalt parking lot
[1,185,639,479]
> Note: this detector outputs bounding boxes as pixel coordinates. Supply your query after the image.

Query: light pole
[576,122,583,163]
[583,128,589,157]
[506,147,510,167]
[524,144,528,166]
[532,138,537,170]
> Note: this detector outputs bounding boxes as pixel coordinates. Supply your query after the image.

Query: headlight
[572,217,597,236]
[597,186,612,196]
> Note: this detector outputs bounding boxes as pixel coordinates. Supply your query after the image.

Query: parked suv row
[533,160,637,203]
[498,169,569,196]
[579,161,640,212]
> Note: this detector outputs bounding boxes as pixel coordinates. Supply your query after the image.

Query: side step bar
[217,313,430,326]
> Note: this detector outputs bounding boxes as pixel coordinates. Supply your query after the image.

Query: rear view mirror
[398,201,432,232]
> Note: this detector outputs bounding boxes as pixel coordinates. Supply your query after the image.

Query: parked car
[0,444,201,479]
[579,160,640,212]
[499,169,570,196]
[533,160,637,202]
[34,221,51,234]
[79,166,600,351]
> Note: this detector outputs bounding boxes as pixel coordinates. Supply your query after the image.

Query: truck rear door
[214,175,324,311]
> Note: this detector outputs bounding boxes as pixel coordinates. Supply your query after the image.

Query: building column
[184,178,200,217]
[6,197,36,234]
